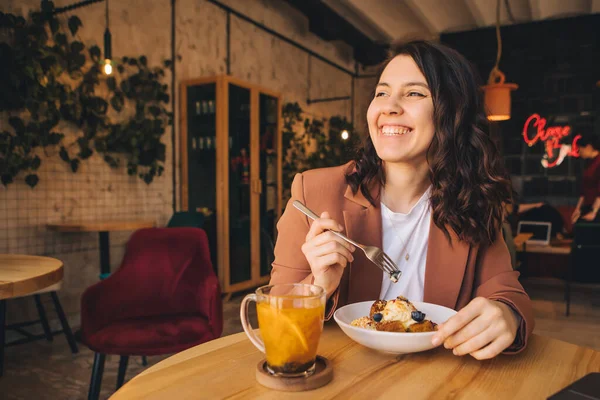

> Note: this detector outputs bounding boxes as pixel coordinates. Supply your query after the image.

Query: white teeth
[381,126,411,136]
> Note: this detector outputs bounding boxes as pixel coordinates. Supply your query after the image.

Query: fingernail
[432,337,440,346]
[351,245,356,252]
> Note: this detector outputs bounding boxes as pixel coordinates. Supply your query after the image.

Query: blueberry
[373,313,383,322]
[411,311,425,322]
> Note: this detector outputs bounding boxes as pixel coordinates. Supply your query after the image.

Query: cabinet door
[259,93,279,277]
[186,82,218,273]
[228,84,252,285]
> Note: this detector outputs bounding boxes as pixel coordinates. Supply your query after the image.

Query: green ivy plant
[0,3,172,187]
[281,102,360,201]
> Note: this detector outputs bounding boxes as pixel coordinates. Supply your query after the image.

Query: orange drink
[241,284,326,377]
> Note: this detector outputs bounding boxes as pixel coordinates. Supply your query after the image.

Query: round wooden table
[112,322,600,399]
[0,254,64,377]
[47,220,154,279]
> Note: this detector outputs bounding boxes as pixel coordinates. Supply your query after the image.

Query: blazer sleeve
[473,230,535,354]
[269,173,340,320]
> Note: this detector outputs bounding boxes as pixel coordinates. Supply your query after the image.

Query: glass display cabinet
[180,76,282,298]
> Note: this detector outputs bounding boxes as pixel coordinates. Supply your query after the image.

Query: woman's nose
[382,98,403,115]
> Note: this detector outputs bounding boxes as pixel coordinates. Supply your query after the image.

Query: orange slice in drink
[277,312,309,352]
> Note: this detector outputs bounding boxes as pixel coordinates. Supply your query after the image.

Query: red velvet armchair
[81,227,222,400]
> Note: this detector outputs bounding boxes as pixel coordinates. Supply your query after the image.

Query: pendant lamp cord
[488,0,505,85]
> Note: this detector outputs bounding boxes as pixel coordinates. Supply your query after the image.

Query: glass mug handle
[240,293,265,353]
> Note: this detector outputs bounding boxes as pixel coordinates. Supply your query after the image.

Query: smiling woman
[270,40,533,361]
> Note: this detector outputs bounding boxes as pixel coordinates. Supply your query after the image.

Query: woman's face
[367,55,435,166]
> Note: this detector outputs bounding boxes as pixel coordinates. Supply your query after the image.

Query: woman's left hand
[431,297,519,360]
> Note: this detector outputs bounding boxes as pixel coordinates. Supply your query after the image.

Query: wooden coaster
[256,356,333,392]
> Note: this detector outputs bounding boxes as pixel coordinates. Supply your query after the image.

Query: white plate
[333,301,457,354]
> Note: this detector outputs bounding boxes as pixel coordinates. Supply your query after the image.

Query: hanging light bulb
[341,130,349,140]
[103,0,112,75]
[482,0,518,121]
[103,59,112,75]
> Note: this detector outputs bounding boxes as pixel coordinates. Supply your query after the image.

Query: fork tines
[376,252,402,282]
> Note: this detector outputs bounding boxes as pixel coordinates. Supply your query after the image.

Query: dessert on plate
[350,296,438,332]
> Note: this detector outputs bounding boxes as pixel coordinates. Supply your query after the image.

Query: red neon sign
[522,113,581,168]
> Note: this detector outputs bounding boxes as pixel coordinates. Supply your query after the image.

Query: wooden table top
[112,323,600,400]
[0,254,64,300]
[513,233,572,255]
[47,220,155,233]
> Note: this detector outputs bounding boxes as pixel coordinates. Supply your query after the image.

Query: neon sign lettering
[522,113,581,168]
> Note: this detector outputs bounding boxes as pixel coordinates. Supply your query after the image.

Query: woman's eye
[407,91,425,97]
[375,92,387,97]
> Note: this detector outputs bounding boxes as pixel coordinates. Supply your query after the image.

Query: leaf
[48,132,64,145]
[68,15,82,36]
[41,1,55,13]
[70,41,84,54]
[117,64,125,74]
[70,158,79,172]
[31,155,41,170]
[148,105,161,117]
[1,174,14,186]
[103,155,119,168]
[163,59,172,68]
[49,18,59,34]
[128,58,138,66]
[8,117,25,134]
[139,56,147,66]
[72,53,86,69]
[55,33,67,46]
[79,146,93,159]
[89,45,101,61]
[25,174,39,188]
[110,94,124,112]
[59,146,69,162]
[25,100,40,117]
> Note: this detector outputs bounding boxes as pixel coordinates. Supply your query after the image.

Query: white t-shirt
[379,188,431,301]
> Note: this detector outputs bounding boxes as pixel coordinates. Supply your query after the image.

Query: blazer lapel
[423,219,470,309]
[342,185,383,303]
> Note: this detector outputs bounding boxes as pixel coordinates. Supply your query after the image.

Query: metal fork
[292,200,402,283]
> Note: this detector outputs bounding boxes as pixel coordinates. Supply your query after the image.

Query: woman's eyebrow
[376,81,430,90]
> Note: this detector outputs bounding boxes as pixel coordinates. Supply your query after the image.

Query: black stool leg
[50,292,78,353]
[142,356,148,366]
[34,294,53,342]
[116,355,129,390]
[88,352,105,400]
[0,300,5,377]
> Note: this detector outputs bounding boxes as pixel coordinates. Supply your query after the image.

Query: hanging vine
[281,102,359,201]
[0,3,172,187]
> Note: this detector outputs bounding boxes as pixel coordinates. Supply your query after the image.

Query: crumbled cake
[351,296,437,333]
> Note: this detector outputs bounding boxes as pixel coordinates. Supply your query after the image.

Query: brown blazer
[270,163,534,353]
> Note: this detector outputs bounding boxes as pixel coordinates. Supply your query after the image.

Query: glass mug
[240,284,326,377]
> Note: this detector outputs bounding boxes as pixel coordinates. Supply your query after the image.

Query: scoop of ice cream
[380,296,418,329]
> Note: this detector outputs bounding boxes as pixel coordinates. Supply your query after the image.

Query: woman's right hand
[301,211,355,297]
[571,208,581,224]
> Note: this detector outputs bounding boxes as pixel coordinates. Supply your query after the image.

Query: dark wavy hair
[345,40,512,246]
